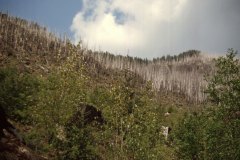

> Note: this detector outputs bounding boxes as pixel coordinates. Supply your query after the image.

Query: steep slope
[0,12,215,103]
[0,12,144,87]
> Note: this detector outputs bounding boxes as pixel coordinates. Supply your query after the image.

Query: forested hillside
[0,12,239,160]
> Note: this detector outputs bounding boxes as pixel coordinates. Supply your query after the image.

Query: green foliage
[204,48,240,159]
[0,66,39,122]
[93,71,166,159]
[206,48,240,117]
[174,49,240,159]
[62,125,99,160]
[26,44,90,157]
[204,115,237,160]
[26,67,168,159]
[174,113,205,160]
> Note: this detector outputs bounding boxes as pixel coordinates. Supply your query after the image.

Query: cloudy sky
[1,0,240,58]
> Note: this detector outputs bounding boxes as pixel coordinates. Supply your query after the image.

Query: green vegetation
[0,44,173,159]
[0,66,39,122]
[174,49,240,159]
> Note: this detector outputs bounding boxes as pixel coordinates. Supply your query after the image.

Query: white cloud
[71,0,240,58]
[71,0,187,58]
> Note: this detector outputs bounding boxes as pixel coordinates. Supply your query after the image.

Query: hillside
[0,12,215,103]
[1,12,239,160]
[89,50,214,102]
[0,13,146,90]
[0,12,196,159]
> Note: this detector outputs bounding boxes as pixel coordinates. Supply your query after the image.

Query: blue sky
[0,0,240,58]
[0,0,82,38]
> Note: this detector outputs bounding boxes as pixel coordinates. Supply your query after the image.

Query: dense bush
[174,49,240,159]
[91,71,167,159]
[174,113,205,159]
[24,45,89,157]
[0,66,39,122]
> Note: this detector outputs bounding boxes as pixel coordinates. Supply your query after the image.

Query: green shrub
[27,45,91,158]
[174,49,240,159]
[204,48,240,159]
[0,66,39,122]
[96,71,166,159]
[174,113,205,160]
